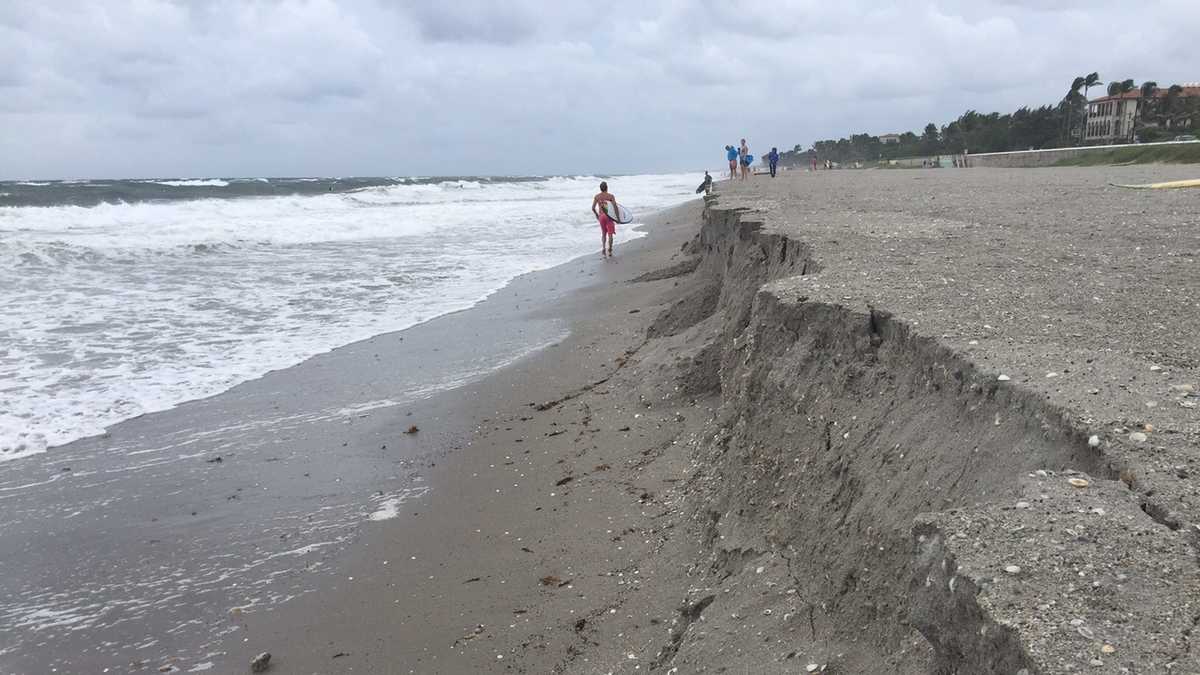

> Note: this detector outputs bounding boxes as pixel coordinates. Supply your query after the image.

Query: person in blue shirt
[768,147,780,177]
[725,145,738,180]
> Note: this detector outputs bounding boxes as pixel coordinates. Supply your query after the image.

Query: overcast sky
[2,1,1197,179]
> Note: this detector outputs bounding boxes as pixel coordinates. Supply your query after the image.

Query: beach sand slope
[235,166,1200,674]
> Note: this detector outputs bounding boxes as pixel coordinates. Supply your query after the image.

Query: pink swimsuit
[598,208,616,235]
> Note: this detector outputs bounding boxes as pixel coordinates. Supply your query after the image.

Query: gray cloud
[1,0,1198,179]
[405,1,540,44]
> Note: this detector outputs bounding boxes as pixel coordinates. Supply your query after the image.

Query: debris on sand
[405,425,419,434]
[540,575,561,586]
[1068,478,1089,488]
[250,652,271,672]
[459,624,485,642]
[555,476,574,486]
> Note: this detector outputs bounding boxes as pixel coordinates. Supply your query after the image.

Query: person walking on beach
[767,147,779,178]
[738,139,750,180]
[726,145,738,180]
[696,171,713,194]
[591,181,619,259]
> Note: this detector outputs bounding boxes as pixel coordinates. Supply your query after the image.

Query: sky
[2,0,1198,179]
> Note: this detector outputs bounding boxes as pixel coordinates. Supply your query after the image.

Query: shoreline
[5,164,1199,673]
[3,227,644,464]
[0,196,700,674]
[220,200,710,673]
[225,164,1199,674]
[0,171,694,463]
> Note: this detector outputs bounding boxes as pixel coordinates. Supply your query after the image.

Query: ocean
[0,174,699,461]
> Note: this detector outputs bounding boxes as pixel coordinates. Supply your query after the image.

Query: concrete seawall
[965,140,1197,167]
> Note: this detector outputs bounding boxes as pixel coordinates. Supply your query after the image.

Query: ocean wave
[0,172,701,459]
[16,181,51,187]
[151,179,231,187]
[438,180,483,190]
[2,240,248,266]
[0,193,444,247]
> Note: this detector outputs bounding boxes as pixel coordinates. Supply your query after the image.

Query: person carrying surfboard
[591,181,619,259]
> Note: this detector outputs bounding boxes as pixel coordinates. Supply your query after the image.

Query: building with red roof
[1084,84,1200,144]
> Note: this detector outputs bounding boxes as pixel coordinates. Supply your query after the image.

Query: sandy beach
[233,165,1200,674]
[4,165,1200,674]
[8,4,1200,673]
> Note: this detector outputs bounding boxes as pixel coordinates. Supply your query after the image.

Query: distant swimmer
[726,145,738,180]
[591,181,618,259]
[696,171,713,194]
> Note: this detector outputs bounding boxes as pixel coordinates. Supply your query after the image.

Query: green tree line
[780,74,1198,166]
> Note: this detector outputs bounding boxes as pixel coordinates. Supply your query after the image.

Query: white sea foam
[367,486,431,521]
[0,173,698,459]
[336,399,403,417]
[151,179,231,187]
[16,181,51,186]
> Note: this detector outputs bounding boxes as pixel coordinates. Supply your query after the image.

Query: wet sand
[220,202,711,674]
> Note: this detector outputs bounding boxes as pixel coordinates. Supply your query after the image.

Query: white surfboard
[604,202,633,224]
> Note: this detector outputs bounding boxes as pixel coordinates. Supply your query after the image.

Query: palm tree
[1134,81,1159,141]
[1109,79,1135,96]
[1078,72,1101,141]
[1163,84,1185,129]
[1063,76,1087,144]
